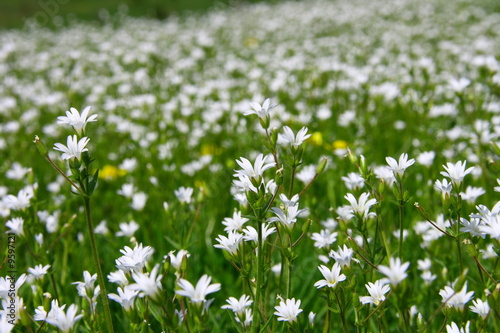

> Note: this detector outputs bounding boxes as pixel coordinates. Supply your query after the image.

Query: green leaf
[88,169,99,195]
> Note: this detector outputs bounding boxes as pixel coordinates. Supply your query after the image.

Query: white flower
[494,179,500,192]
[222,211,249,232]
[129,264,163,300]
[53,135,90,160]
[278,126,312,147]
[374,166,396,185]
[234,154,274,181]
[174,186,194,204]
[28,264,51,280]
[344,192,377,220]
[279,193,299,207]
[378,257,410,285]
[107,270,129,286]
[0,312,14,332]
[214,232,243,255]
[221,294,253,314]
[268,204,305,229]
[314,263,346,289]
[233,175,258,194]
[0,274,26,299]
[2,188,33,210]
[5,217,24,236]
[446,321,470,333]
[6,162,31,180]
[434,179,453,198]
[242,224,276,244]
[167,249,190,271]
[175,275,221,304]
[274,298,303,322]
[439,282,474,311]
[57,106,97,135]
[108,286,139,312]
[117,183,136,198]
[460,217,485,238]
[310,229,337,249]
[296,165,316,184]
[417,258,432,271]
[479,214,500,240]
[131,192,147,211]
[469,299,490,319]
[329,245,358,268]
[421,271,437,285]
[244,98,276,119]
[459,186,485,205]
[440,161,474,186]
[72,271,100,313]
[416,151,435,167]
[385,153,415,178]
[448,77,470,92]
[115,243,154,273]
[359,280,390,306]
[34,300,83,333]
[341,172,365,190]
[115,221,139,237]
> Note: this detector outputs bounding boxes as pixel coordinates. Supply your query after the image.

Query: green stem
[398,182,404,257]
[251,219,264,333]
[83,197,114,333]
[285,235,293,298]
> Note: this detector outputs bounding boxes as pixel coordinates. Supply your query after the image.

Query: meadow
[0,0,499,332]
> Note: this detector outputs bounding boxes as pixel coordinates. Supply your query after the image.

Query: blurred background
[0,0,280,29]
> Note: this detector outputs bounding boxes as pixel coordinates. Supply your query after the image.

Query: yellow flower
[309,132,323,146]
[200,144,221,156]
[332,140,348,150]
[99,165,126,181]
[244,37,259,48]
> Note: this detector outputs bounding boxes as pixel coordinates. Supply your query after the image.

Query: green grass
[0,0,276,29]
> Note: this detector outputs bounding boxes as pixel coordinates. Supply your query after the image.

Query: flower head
[221,294,253,314]
[34,300,83,333]
[129,264,163,300]
[359,280,390,306]
[57,106,97,135]
[5,217,24,236]
[446,321,470,333]
[108,286,139,312]
[244,98,276,119]
[268,204,305,229]
[469,299,490,319]
[278,126,311,147]
[214,231,243,255]
[274,298,303,322]
[378,257,410,285]
[53,135,90,160]
[440,161,474,187]
[175,275,221,304]
[28,264,51,280]
[115,243,154,273]
[222,211,249,232]
[386,153,415,178]
[234,154,274,182]
[314,263,346,289]
[344,192,377,220]
[439,282,474,311]
[329,245,358,268]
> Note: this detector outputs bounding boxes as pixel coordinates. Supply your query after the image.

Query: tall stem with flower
[34,107,114,333]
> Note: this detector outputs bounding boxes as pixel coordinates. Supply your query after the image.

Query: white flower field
[0,0,499,331]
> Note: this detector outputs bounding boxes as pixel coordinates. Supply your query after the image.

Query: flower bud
[316,158,327,174]
[33,135,48,157]
[270,127,278,147]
